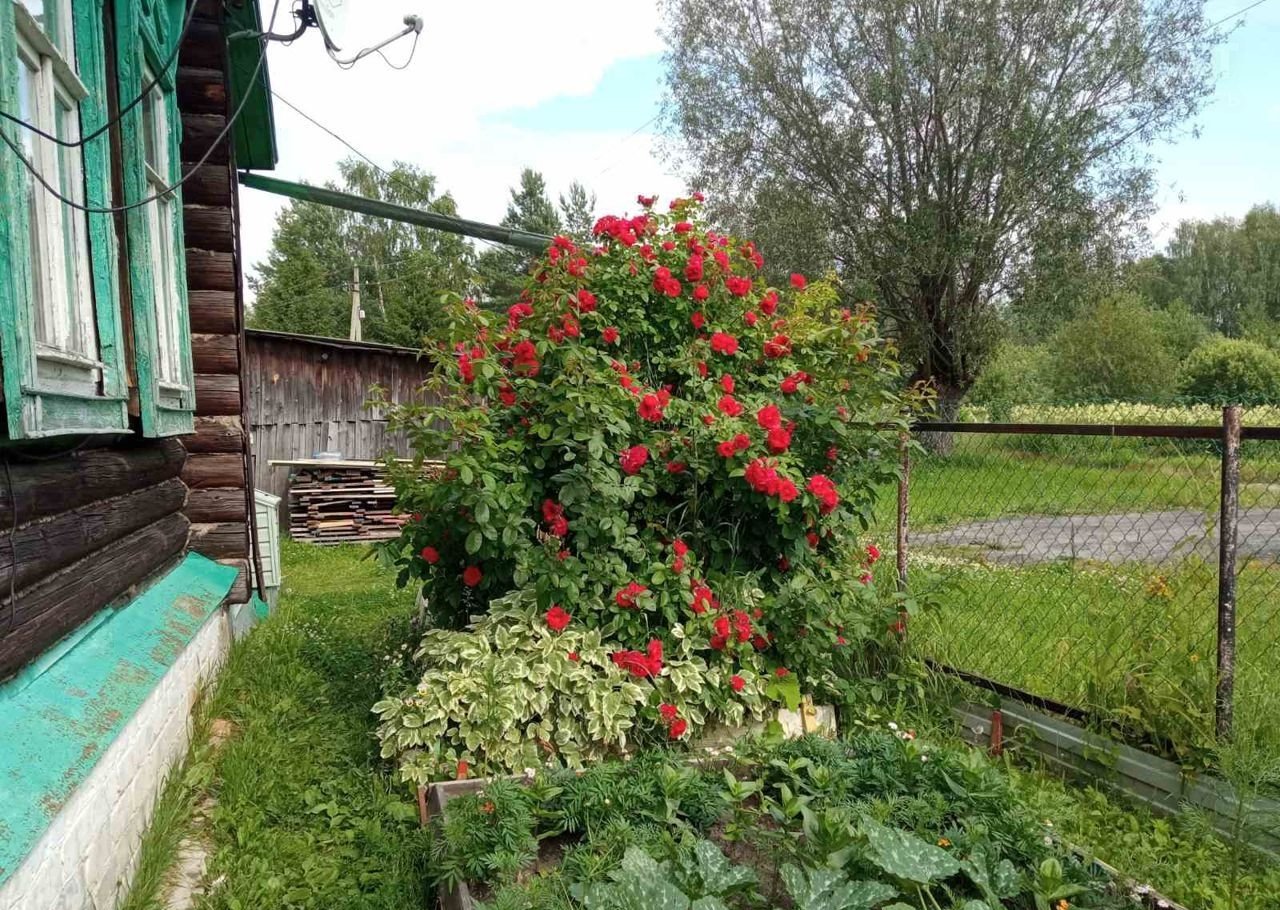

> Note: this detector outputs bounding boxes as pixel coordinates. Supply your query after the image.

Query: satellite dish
[310,0,348,52]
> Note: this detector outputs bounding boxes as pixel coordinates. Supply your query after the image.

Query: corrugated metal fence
[245,329,436,507]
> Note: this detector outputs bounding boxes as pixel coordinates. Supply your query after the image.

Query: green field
[881,433,1280,763]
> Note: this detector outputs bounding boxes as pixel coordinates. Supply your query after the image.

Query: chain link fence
[889,402,1280,766]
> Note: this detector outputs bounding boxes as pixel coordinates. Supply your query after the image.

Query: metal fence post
[1216,405,1242,740]
[897,432,910,592]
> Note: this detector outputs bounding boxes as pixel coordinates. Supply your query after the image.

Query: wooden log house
[0,1,277,906]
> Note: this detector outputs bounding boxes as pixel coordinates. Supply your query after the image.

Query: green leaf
[780,864,897,910]
[465,529,483,554]
[690,839,756,893]
[862,819,960,885]
[582,847,690,910]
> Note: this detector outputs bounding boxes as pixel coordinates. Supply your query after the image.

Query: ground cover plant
[375,195,925,782]
[428,730,1150,910]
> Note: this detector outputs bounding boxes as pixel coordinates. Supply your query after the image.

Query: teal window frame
[0,0,130,439]
[117,0,194,437]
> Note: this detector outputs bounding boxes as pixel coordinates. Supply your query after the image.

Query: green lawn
[872,435,1280,763]
[122,541,428,910]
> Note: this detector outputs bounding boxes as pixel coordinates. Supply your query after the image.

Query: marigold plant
[376,194,920,775]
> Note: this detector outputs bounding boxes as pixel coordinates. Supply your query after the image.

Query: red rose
[763,334,792,358]
[725,275,752,297]
[674,221,693,234]
[756,404,781,430]
[669,718,689,739]
[576,289,597,312]
[733,433,751,452]
[462,565,483,587]
[777,478,798,502]
[766,427,792,453]
[759,291,778,316]
[866,544,881,563]
[685,256,704,282]
[691,311,706,330]
[456,760,470,779]
[567,651,580,661]
[659,703,679,722]
[602,326,620,344]
[775,667,791,678]
[717,394,743,417]
[421,546,440,564]
[710,332,739,356]
[790,273,807,289]
[620,444,649,475]
[697,361,709,378]
[638,393,665,422]
[637,194,656,207]
[545,605,571,632]
[806,532,819,549]
[693,283,709,302]
[730,675,746,692]
[615,581,649,609]
[716,439,738,458]
[666,460,687,473]
[806,474,839,515]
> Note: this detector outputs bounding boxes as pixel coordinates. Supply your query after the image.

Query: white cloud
[239,0,683,282]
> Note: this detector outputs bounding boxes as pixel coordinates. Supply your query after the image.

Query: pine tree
[476,169,563,307]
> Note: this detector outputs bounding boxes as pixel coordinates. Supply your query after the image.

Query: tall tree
[476,169,563,306]
[558,180,598,244]
[249,159,475,346]
[661,0,1223,417]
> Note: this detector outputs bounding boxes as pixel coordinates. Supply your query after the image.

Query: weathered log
[185,250,237,292]
[191,333,240,374]
[0,438,185,528]
[188,289,237,334]
[222,559,250,604]
[0,478,187,595]
[185,415,245,453]
[176,65,227,115]
[178,19,225,69]
[181,113,230,165]
[186,487,249,523]
[180,163,231,208]
[195,373,242,416]
[182,453,245,489]
[0,513,189,680]
[182,206,235,254]
[188,521,248,559]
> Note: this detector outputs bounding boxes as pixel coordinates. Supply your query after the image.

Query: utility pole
[349,263,363,341]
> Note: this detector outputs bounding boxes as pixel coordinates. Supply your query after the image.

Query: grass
[866,433,1280,763]
[120,541,429,910]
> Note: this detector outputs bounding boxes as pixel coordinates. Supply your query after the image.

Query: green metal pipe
[237,172,554,252]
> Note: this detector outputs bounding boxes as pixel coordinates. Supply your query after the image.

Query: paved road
[913,509,1280,565]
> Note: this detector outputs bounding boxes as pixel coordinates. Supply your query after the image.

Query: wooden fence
[245,329,437,512]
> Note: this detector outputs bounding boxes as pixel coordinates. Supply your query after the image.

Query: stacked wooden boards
[276,459,429,544]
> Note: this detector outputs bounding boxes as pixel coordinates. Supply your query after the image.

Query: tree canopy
[248,159,475,346]
[661,0,1225,410]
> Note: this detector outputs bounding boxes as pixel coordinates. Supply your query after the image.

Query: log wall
[178,0,252,592]
[0,439,189,679]
[246,330,436,508]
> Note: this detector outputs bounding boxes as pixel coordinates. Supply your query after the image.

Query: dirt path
[912,509,1280,565]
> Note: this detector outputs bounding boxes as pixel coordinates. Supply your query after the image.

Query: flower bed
[374,194,927,782]
[424,730,1181,910]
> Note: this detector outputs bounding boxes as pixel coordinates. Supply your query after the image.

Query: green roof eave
[224,0,277,171]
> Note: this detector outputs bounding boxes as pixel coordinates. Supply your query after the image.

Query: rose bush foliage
[375,195,921,778]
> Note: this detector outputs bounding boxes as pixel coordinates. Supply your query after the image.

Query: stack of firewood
[286,464,405,544]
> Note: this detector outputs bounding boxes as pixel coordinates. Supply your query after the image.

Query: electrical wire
[0,0,201,148]
[267,89,512,252]
[0,0,281,216]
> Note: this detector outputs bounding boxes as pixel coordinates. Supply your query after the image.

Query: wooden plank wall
[0,438,189,680]
[178,0,250,602]
[245,331,435,507]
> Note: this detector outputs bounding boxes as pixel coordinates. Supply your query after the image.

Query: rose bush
[375,194,922,778]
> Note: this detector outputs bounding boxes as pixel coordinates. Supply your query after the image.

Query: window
[0,0,129,438]
[119,0,194,435]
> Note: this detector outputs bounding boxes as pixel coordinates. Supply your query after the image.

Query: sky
[238,0,1280,290]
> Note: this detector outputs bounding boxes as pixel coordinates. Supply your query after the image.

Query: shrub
[1045,292,1176,403]
[376,194,920,777]
[1175,337,1280,405]
[967,343,1053,420]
